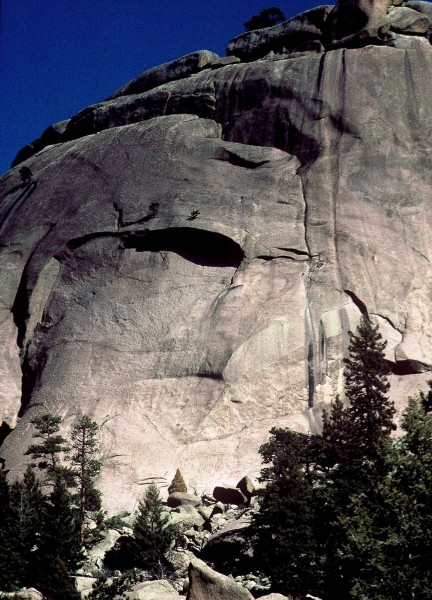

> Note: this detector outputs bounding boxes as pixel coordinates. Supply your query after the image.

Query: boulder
[167,492,201,508]
[197,505,213,521]
[187,557,254,600]
[406,1,432,20]
[166,549,195,574]
[170,504,205,529]
[226,6,332,60]
[201,515,252,570]
[0,591,44,600]
[208,56,242,69]
[74,576,98,597]
[213,486,248,506]
[260,595,293,600]
[106,50,219,100]
[124,580,180,600]
[388,5,432,34]
[323,0,394,49]
[11,120,70,167]
[86,529,121,565]
[236,476,255,501]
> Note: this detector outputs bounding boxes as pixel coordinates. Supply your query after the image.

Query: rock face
[1,2,432,512]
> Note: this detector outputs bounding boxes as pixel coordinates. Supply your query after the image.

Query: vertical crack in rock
[300,175,317,408]
[371,312,402,335]
[12,254,61,418]
[301,49,352,409]
[344,289,369,318]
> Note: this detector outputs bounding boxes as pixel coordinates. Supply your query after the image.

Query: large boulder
[201,515,252,571]
[106,51,220,100]
[167,493,201,508]
[1,7,432,513]
[388,5,432,33]
[124,580,180,600]
[236,476,255,501]
[213,486,248,506]
[74,577,98,598]
[187,558,254,600]
[226,6,332,60]
[0,591,44,600]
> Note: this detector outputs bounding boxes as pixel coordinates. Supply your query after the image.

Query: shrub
[168,469,187,494]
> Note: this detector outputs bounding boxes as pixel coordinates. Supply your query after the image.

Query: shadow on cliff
[122,227,244,268]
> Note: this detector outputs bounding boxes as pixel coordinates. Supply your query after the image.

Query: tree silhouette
[244,7,286,31]
[69,416,102,544]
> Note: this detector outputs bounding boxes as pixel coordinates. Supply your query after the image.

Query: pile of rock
[75,477,268,598]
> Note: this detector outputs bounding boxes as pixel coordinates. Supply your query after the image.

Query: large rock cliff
[1,2,432,512]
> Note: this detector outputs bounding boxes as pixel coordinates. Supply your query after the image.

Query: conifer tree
[168,468,187,494]
[343,316,395,459]
[0,468,24,591]
[69,416,102,544]
[25,413,70,483]
[392,392,432,596]
[36,478,83,575]
[249,429,322,597]
[12,466,46,587]
[36,556,81,600]
[244,7,286,31]
[132,483,174,572]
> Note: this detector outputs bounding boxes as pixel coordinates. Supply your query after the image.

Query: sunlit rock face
[1,4,432,512]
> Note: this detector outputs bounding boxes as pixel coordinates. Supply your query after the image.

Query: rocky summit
[1,2,432,513]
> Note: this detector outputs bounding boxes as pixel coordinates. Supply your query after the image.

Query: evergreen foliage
[132,483,174,572]
[69,416,102,544]
[244,7,286,31]
[87,570,141,600]
[168,468,187,494]
[250,430,321,597]
[36,556,81,600]
[0,466,46,591]
[250,317,432,599]
[37,477,83,573]
[0,413,99,595]
[25,413,70,483]
[343,317,395,459]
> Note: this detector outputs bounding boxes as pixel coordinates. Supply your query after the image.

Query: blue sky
[0,0,318,175]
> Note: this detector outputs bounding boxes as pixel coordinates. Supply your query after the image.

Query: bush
[244,7,286,31]
[168,469,187,494]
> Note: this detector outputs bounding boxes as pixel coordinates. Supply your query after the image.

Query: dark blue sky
[0,0,318,175]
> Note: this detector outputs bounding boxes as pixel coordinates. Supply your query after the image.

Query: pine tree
[25,413,70,483]
[36,556,81,600]
[36,478,83,575]
[168,468,187,494]
[321,395,354,466]
[244,7,286,31]
[249,429,322,597]
[0,466,47,590]
[343,316,395,459]
[69,416,102,544]
[392,392,432,597]
[132,483,174,572]
[0,468,24,591]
